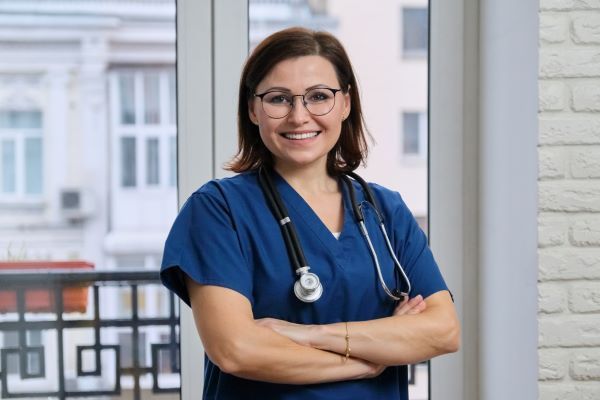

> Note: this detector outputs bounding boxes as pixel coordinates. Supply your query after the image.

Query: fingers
[393,295,426,316]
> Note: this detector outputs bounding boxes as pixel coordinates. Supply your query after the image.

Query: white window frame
[429,0,538,399]
[109,68,177,192]
[177,0,539,399]
[0,112,43,203]
[176,0,247,398]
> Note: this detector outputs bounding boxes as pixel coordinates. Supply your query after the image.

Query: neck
[273,160,338,195]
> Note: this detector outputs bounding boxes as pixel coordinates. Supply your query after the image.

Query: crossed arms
[185,277,460,385]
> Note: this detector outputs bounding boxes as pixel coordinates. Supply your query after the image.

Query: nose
[287,95,311,123]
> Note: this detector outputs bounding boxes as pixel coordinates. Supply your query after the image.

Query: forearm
[217,323,379,384]
[310,293,460,366]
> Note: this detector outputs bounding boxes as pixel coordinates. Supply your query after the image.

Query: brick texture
[570,349,600,379]
[570,147,600,178]
[539,117,600,145]
[569,282,600,312]
[539,5,600,399]
[572,15,600,43]
[572,82,600,111]
[540,14,570,43]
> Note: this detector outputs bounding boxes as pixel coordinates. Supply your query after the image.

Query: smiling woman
[160,27,458,400]
[248,55,350,175]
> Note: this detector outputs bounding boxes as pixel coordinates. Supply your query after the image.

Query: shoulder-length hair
[226,27,370,175]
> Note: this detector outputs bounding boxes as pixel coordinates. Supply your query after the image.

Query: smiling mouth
[280,131,321,140]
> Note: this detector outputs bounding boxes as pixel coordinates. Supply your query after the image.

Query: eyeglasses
[254,87,342,119]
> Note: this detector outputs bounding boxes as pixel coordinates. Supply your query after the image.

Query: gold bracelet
[344,321,351,362]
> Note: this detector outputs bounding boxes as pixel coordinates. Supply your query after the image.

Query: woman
[161,27,459,399]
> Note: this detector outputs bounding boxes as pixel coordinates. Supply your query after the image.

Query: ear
[248,100,259,125]
[342,87,351,120]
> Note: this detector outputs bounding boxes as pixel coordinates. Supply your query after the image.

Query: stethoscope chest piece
[294,269,323,303]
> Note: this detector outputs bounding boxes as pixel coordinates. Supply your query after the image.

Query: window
[146,138,160,185]
[118,331,147,368]
[169,136,177,187]
[112,70,176,190]
[402,7,428,58]
[119,74,136,125]
[144,74,161,125]
[3,330,43,375]
[0,110,43,198]
[402,111,427,158]
[121,137,137,187]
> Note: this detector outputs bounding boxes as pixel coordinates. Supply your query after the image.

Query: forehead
[257,55,339,91]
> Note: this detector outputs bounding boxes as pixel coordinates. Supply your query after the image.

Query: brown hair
[226,27,370,175]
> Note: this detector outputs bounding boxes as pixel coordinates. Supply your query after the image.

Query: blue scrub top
[161,170,449,400]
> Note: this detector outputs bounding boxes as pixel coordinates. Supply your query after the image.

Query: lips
[280,131,321,140]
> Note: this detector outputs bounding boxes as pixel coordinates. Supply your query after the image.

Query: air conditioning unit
[60,188,94,221]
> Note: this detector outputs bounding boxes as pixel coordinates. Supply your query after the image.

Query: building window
[118,331,147,368]
[3,330,43,375]
[119,74,136,125]
[146,137,160,185]
[144,74,161,125]
[168,71,176,125]
[0,110,43,198]
[112,69,176,189]
[402,7,428,58]
[402,111,427,158]
[121,137,137,187]
[169,136,176,187]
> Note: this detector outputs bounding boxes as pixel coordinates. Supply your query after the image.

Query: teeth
[283,131,319,140]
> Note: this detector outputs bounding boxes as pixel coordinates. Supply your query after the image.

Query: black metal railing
[0,269,180,400]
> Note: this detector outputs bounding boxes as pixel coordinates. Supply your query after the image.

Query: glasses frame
[253,87,343,119]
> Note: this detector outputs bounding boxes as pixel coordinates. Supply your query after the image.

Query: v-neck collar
[270,170,356,254]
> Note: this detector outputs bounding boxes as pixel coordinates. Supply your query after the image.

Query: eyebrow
[261,84,333,93]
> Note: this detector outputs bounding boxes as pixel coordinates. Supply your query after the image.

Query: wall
[538,1,600,398]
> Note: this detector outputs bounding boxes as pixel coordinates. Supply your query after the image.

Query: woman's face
[249,55,350,173]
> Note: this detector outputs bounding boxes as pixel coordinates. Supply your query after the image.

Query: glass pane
[24,137,42,195]
[403,112,420,154]
[119,73,136,125]
[403,7,428,56]
[169,70,176,124]
[146,137,160,185]
[144,73,161,125]
[169,136,176,187]
[1,140,16,193]
[121,136,137,187]
[0,110,42,129]
[0,1,179,399]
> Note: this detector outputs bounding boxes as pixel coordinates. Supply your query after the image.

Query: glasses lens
[305,88,336,116]
[261,92,292,118]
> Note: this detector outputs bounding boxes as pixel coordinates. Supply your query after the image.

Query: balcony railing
[0,269,180,400]
[0,268,425,399]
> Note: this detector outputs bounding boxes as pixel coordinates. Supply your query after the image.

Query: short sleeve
[160,183,253,307]
[391,193,449,300]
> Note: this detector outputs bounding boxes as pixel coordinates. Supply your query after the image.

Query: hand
[255,318,314,347]
[393,294,426,316]
[364,360,387,378]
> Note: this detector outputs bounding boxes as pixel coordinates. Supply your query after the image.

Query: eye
[264,92,291,105]
[306,89,332,103]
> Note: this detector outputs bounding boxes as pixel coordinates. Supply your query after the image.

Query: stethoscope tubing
[259,167,411,302]
[258,168,309,274]
[341,174,411,300]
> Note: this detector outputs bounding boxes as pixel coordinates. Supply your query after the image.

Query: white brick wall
[539,1,600,397]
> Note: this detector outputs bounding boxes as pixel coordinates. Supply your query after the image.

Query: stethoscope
[257,167,411,303]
